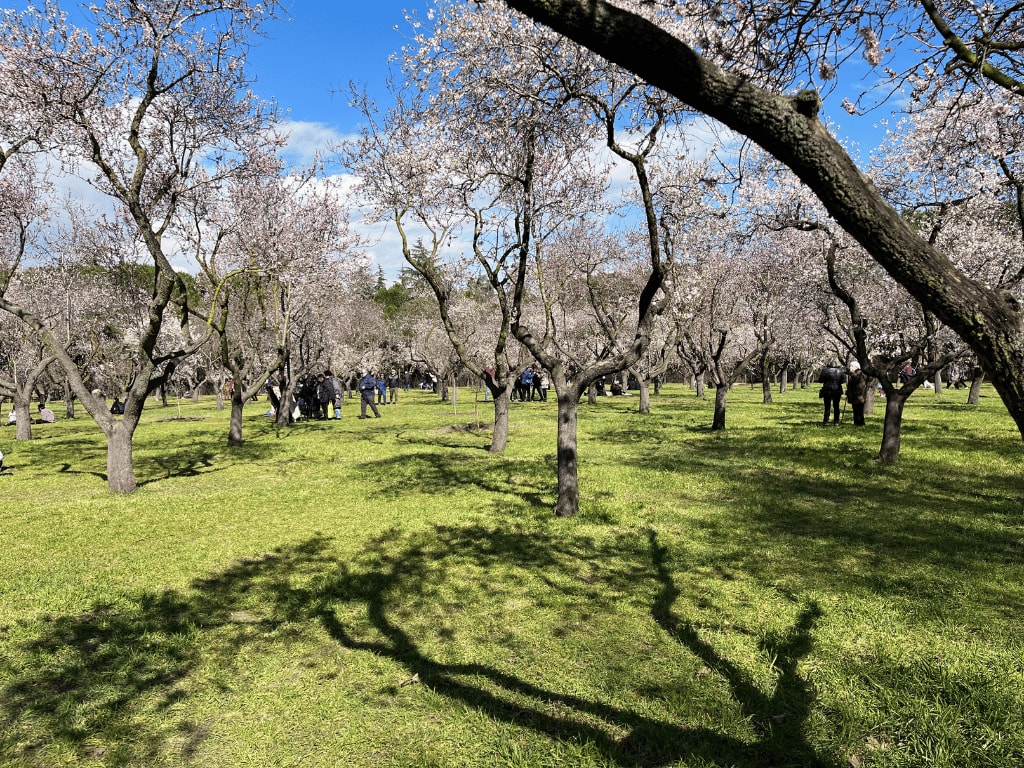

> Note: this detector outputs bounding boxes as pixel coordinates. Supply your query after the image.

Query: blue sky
[244,2,434,276]
[246,2,894,150]
[247,1,427,135]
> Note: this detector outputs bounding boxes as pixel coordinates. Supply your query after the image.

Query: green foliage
[0,385,1021,767]
[374,281,412,320]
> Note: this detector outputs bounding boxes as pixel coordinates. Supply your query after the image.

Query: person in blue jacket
[358,370,381,419]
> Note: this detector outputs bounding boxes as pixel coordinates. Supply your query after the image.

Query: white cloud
[278,120,350,164]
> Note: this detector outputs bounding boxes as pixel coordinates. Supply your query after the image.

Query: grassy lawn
[0,383,1021,768]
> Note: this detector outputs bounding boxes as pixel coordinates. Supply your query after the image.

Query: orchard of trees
[2,0,1023,515]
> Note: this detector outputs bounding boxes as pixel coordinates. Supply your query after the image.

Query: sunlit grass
[0,383,1021,767]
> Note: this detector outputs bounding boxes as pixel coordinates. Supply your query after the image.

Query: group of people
[512,366,548,402]
[295,371,344,420]
[818,360,868,426]
[289,368,406,421]
[4,403,56,425]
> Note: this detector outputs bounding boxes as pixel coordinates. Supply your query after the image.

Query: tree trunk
[490,389,510,453]
[228,390,245,447]
[554,388,580,517]
[762,377,773,404]
[933,370,943,395]
[637,375,650,414]
[712,384,728,430]
[695,372,706,398]
[865,377,878,416]
[14,398,32,441]
[968,371,985,405]
[106,421,137,494]
[64,388,76,419]
[780,367,789,393]
[878,393,908,464]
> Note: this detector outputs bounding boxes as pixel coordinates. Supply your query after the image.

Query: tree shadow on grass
[647,529,825,767]
[351,449,556,511]
[614,427,1022,612]
[0,525,838,767]
[0,537,336,766]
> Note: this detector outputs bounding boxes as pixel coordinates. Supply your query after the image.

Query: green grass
[0,384,1021,767]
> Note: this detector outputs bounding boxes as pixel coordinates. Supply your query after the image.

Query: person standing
[387,369,400,404]
[316,373,332,419]
[817,360,846,426]
[376,373,387,405]
[519,367,534,401]
[326,370,342,420]
[531,366,544,402]
[358,370,381,419]
[846,361,868,427]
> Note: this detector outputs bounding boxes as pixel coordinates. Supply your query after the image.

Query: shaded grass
[0,385,1021,767]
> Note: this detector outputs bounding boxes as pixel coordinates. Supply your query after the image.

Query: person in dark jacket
[358,370,381,419]
[327,371,343,420]
[387,370,400,404]
[818,361,846,425]
[316,373,332,419]
[846,361,868,426]
[299,375,317,420]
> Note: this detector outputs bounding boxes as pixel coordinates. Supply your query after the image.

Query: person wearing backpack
[817,360,846,426]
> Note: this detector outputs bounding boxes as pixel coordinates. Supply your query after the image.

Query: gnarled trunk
[228,390,245,447]
[14,398,32,441]
[878,392,909,464]
[968,371,984,405]
[554,388,580,517]
[762,377,773,404]
[712,384,728,430]
[489,389,510,453]
[637,375,650,414]
[106,420,137,494]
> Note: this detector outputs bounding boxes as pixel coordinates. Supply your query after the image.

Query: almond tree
[345,5,605,454]
[188,152,360,446]
[430,4,682,516]
[674,244,762,431]
[0,156,51,438]
[0,0,281,492]
[818,232,967,460]
[499,0,1024,444]
[0,310,54,441]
